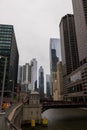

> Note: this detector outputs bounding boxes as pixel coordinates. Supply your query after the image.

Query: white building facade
[31,58,37,90]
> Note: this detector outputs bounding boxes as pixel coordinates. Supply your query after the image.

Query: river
[22,108,87,130]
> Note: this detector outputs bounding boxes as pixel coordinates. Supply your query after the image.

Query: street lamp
[0,56,7,112]
[9,80,14,101]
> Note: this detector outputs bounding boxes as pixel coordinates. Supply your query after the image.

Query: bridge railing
[42,100,87,105]
[5,103,23,130]
[5,117,20,130]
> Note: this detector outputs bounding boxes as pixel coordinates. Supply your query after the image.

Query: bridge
[41,101,87,112]
[23,96,87,112]
[0,97,87,129]
[0,103,23,130]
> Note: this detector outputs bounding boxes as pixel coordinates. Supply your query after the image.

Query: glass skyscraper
[50,38,59,73]
[39,66,44,100]
[50,38,60,96]
[46,74,51,98]
[0,24,19,98]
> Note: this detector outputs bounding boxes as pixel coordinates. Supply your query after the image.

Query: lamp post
[9,80,14,101]
[0,56,7,112]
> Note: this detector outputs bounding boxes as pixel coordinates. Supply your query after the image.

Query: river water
[22,108,87,130]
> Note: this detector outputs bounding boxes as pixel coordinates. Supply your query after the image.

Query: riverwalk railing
[0,103,22,130]
[5,117,20,130]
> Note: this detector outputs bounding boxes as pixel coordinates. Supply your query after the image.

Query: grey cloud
[0,0,73,74]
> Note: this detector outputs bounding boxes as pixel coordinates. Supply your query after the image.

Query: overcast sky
[0,0,73,75]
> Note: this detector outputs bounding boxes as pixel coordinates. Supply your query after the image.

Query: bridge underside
[42,104,87,112]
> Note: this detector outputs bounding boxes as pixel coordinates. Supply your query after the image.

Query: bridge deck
[41,101,87,112]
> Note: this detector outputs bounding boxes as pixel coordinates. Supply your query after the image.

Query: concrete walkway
[8,103,22,121]
[0,103,22,130]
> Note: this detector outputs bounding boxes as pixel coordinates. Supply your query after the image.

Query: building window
[83,0,87,24]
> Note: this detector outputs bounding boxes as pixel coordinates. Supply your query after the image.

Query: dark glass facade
[39,66,44,100]
[46,82,50,98]
[51,49,59,72]
[0,24,19,98]
[50,38,59,73]
[60,14,79,76]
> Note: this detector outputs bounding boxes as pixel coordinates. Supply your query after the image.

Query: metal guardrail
[5,117,20,130]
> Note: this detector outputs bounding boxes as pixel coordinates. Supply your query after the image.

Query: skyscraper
[46,74,51,98]
[21,63,31,92]
[17,65,22,84]
[65,0,87,102]
[60,14,79,76]
[0,24,19,97]
[50,38,60,96]
[72,0,87,64]
[22,63,31,83]
[50,38,59,73]
[31,58,37,90]
[39,66,44,100]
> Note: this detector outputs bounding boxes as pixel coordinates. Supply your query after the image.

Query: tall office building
[21,65,26,84]
[31,58,37,90]
[0,24,19,97]
[50,38,59,73]
[21,63,31,84]
[58,62,64,100]
[60,14,79,76]
[39,66,44,100]
[64,0,87,102]
[72,0,87,64]
[21,63,31,92]
[17,65,22,84]
[50,38,59,96]
[46,74,51,98]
